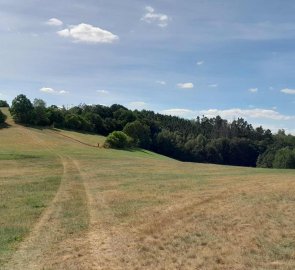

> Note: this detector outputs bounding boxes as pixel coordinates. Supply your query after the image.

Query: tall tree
[32,98,49,126]
[10,94,34,124]
[123,120,152,149]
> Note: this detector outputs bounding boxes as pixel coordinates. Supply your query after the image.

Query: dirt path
[2,125,95,269]
[71,159,114,270]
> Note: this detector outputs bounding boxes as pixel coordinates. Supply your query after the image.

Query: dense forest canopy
[8,94,295,169]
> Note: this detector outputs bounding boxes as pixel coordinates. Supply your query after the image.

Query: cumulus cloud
[248,88,258,93]
[177,82,194,89]
[281,88,295,95]
[40,87,69,95]
[196,60,204,66]
[141,6,170,28]
[46,18,63,26]
[96,90,109,94]
[57,23,119,44]
[156,80,166,85]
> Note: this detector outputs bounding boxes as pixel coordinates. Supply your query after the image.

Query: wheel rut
[3,156,91,270]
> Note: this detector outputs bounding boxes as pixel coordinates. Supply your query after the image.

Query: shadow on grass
[0,122,11,129]
[124,148,154,155]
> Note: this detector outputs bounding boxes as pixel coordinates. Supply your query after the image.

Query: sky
[1,0,295,134]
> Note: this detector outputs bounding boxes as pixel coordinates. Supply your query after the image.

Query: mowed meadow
[1,108,295,270]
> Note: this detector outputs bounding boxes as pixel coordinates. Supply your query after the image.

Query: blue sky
[1,0,295,133]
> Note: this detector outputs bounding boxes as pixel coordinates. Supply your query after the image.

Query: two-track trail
[4,123,295,270]
[2,126,97,269]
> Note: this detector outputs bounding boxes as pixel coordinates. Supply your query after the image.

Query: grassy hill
[1,108,295,269]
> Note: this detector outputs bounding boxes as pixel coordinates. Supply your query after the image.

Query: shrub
[0,110,7,124]
[0,100,9,107]
[104,131,131,149]
[273,147,295,169]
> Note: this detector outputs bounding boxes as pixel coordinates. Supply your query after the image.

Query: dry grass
[1,108,295,269]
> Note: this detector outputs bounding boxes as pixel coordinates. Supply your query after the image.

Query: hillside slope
[1,109,295,269]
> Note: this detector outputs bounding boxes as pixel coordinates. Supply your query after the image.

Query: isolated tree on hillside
[104,131,131,149]
[10,94,34,124]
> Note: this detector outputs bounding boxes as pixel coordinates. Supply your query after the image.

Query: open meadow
[0,108,295,269]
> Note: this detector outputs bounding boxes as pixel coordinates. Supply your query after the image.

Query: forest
[3,94,295,169]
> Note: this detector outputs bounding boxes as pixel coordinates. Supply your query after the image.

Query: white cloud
[177,82,194,89]
[156,80,166,85]
[208,84,218,88]
[57,23,119,44]
[59,90,69,94]
[40,87,69,95]
[96,90,109,94]
[161,108,194,117]
[248,88,258,93]
[200,108,294,121]
[196,61,204,66]
[141,6,170,28]
[46,18,63,26]
[145,6,155,13]
[161,107,294,122]
[128,101,148,110]
[281,88,295,95]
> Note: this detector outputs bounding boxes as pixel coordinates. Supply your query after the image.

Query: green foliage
[123,120,151,149]
[0,100,9,107]
[7,94,295,169]
[32,99,50,126]
[47,106,65,127]
[64,114,91,130]
[257,149,276,168]
[83,112,105,134]
[113,108,136,129]
[0,110,7,124]
[104,131,131,149]
[10,94,34,124]
[273,148,295,169]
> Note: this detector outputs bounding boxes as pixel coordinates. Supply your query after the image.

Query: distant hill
[7,94,295,168]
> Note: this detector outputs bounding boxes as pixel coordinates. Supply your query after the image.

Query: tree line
[5,94,295,169]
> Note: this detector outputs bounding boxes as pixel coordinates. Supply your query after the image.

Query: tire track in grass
[71,158,105,269]
[3,124,91,269]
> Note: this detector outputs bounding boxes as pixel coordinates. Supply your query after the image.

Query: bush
[0,110,7,124]
[273,147,295,169]
[104,131,131,149]
[0,100,9,107]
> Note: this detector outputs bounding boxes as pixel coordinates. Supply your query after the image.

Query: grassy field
[0,108,295,269]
